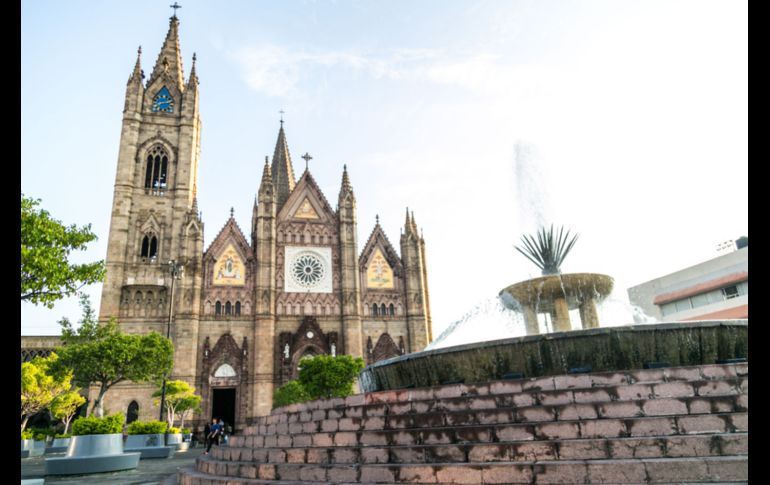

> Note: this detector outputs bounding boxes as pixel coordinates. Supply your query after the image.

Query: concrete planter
[21,439,46,458]
[165,433,189,451]
[44,433,140,475]
[124,433,175,459]
[44,437,71,455]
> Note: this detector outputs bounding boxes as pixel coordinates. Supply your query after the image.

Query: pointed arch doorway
[211,388,236,428]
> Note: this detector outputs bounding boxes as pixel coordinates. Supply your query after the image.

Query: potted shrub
[165,426,189,451]
[45,413,140,475]
[21,427,50,458]
[124,420,175,459]
[20,428,45,458]
[46,432,73,455]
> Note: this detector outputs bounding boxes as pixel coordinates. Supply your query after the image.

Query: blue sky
[21,0,747,337]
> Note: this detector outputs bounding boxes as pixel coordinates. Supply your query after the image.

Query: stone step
[250,376,747,434]
[194,455,748,483]
[253,363,748,429]
[232,411,747,450]
[241,392,747,440]
[211,433,747,465]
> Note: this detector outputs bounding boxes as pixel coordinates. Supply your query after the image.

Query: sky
[21,0,747,337]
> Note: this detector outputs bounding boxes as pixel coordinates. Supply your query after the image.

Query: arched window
[372,304,378,316]
[235,301,241,316]
[140,234,158,259]
[380,304,387,316]
[126,401,139,424]
[389,304,395,316]
[215,301,222,315]
[214,364,237,378]
[225,301,232,315]
[144,146,169,195]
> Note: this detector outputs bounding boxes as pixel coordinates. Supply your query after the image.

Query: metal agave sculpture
[514,224,579,276]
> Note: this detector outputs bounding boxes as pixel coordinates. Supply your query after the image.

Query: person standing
[203,421,211,449]
[204,418,221,455]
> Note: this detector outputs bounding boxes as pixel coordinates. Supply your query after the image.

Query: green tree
[21,194,105,308]
[175,394,202,431]
[55,295,174,417]
[49,389,87,435]
[152,380,198,428]
[21,353,72,433]
[297,355,366,400]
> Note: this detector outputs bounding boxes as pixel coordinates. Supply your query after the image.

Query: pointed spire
[187,52,198,86]
[271,123,296,209]
[411,211,418,233]
[261,155,273,184]
[128,46,143,84]
[341,164,352,192]
[191,196,198,213]
[405,207,411,228]
[148,15,185,89]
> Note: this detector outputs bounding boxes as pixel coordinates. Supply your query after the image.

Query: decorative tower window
[215,301,222,315]
[225,301,232,315]
[140,234,158,261]
[389,303,395,316]
[144,145,169,195]
[372,303,378,316]
[235,301,241,316]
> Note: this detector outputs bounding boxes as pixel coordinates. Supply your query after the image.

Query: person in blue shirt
[204,418,221,454]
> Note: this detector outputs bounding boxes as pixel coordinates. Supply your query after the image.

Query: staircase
[178,362,748,484]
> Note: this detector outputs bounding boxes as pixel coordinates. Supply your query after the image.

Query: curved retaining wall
[179,361,748,484]
[360,321,747,392]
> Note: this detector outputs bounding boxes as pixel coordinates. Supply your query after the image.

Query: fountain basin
[500,273,614,333]
[359,320,747,392]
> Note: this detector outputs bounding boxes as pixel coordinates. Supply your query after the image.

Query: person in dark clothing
[203,422,211,449]
[204,418,221,454]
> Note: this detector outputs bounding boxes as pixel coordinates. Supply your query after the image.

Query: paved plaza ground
[21,445,206,485]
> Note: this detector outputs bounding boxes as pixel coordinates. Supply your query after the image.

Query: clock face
[151,86,174,113]
[284,247,333,293]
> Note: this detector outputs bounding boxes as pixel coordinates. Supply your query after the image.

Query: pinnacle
[187,52,198,86]
[341,164,352,192]
[128,45,144,84]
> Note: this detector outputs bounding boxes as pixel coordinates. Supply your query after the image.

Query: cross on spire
[170,2,182,17]
[301,152,313,172]
[230,207,234,218]
[279,109,285,126]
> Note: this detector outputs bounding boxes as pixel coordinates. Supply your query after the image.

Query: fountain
[359,225,747,392]
[500,225,613,334]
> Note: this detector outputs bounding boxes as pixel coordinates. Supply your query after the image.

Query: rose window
[291,253,325,288]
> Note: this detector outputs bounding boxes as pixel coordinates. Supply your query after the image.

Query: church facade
[96,15,432,426]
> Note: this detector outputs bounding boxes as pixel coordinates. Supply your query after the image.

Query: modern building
[627,242,747,322]
[37,13,434,428]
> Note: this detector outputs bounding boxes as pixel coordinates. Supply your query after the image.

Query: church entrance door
[211,388,236,430]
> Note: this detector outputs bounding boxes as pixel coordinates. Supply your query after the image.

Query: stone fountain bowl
[359,320,747,392]
[500,272,614,312]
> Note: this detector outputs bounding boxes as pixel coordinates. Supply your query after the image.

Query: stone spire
[261,156,273,188]
[187,52,198,87]
[341,164,352,193]
[128,46,143,85]
[270,124,296,210]
[404,207,418,237]
[148,15,185,89]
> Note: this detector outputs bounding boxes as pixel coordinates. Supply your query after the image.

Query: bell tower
[99,13,203,377]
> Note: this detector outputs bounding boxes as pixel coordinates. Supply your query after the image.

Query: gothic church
[97,15,432,426]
